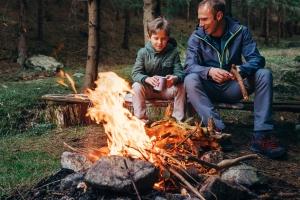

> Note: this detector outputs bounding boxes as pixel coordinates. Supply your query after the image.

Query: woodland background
[0,0,299,198]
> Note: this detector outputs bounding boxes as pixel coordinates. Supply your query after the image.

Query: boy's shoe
[250,134,286,159]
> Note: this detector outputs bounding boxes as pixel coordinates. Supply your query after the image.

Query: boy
[131,17,185,122]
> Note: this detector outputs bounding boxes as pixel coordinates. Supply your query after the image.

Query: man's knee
[184,73,202,90]
[256,68,273,82]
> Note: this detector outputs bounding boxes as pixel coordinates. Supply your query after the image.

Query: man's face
[149,29,169,52]
[198,4,222,36]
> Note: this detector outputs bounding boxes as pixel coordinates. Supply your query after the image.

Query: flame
[86,72,154,159]
[56,69,77,93]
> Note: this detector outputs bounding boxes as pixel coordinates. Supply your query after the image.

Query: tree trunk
[281,7,286,38]
[37,0,44,40]
[276,6,281,44]
[82,0,100,92]
[225,0,232,17]
[143,0,160,43]
[17,0,28,68]
[121,8,130,49]
[246,3,251,28]
[264,5,270,45]
[186,0,191,22]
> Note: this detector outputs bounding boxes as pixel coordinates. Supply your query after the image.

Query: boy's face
[149,29,169,52]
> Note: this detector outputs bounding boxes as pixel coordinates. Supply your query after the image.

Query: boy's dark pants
[184,68,273,132]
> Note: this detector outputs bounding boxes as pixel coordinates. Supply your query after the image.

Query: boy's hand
[145,76,160,87]
[208,68,234,84]
[166,75,178,88]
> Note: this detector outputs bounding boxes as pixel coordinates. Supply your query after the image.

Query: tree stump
[41,94,93,128]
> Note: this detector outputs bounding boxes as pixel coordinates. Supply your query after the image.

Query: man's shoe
[250,134,286,159]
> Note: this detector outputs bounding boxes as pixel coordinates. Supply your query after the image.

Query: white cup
[153,76,166,92]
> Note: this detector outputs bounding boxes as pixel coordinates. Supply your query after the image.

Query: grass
[0,126,87,197]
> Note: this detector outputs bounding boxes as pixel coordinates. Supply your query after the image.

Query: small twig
[169,167,206,200]
[186,155,220,169]
[231,64,249,101]
[123,159,142,200]
[217,154,259,169]
[171,129,197,151]
[33,180,62,190]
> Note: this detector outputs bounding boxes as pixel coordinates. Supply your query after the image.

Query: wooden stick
[123,159,142,200]
[169,167,206,200]
[186,155,220,169]
[217,154,259,169]
[230,64,249,101]
[171,129,196,151]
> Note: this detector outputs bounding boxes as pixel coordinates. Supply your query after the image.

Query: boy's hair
[147,17,170,37]
[198,0,226,16]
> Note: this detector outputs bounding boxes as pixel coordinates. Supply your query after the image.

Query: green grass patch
[0,126,87,197]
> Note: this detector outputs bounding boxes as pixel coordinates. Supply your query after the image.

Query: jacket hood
[145,37,177,54]
[194,16,241,38]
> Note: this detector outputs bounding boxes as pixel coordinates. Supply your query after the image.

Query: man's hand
[166,75,178,88]
[208,67,234,84]
[145,76,160,87]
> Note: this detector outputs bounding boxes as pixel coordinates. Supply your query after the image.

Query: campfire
[61,72,259,199]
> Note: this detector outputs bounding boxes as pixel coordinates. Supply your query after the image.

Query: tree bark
[277,6,281,44]
[143,0,160,44]
[225,0,232,17]
[82,0,101,92]
[17,0,28,68]
[37,0,44,40]
[264,5,270,45]
[186,0,191,22]
[121,8,130,49]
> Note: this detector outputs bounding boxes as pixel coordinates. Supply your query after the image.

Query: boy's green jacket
[131,39,185,85]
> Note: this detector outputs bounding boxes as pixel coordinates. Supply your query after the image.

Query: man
[184,0,286,158]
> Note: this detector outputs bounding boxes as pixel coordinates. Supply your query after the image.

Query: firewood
[123,159,142,200]
[169,167,206,200]
[217,154,259,169]
[230,64,249,101]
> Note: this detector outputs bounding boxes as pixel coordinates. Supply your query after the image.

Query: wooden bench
[124,93,300,113]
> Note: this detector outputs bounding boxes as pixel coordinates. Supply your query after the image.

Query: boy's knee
[132,82,145,93]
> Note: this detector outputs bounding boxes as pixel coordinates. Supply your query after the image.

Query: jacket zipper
[195,25,242,68]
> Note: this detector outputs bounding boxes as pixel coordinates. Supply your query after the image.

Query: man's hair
[198,0,226,16]
[147,17,170,37]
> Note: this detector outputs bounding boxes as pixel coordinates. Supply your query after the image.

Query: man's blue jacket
[185,17,265,79]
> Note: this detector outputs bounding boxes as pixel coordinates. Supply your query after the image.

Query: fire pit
[38,72,261,200]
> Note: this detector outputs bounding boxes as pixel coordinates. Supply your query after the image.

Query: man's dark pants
[184,68,273,132]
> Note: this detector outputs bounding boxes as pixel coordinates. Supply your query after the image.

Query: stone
[84,155,158,193]
[61,152,93,172]
[200,176,256,200]
[221,164,266,187]
[60,172,85,190]
[200,150,224,164]
[25,54,63,71]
